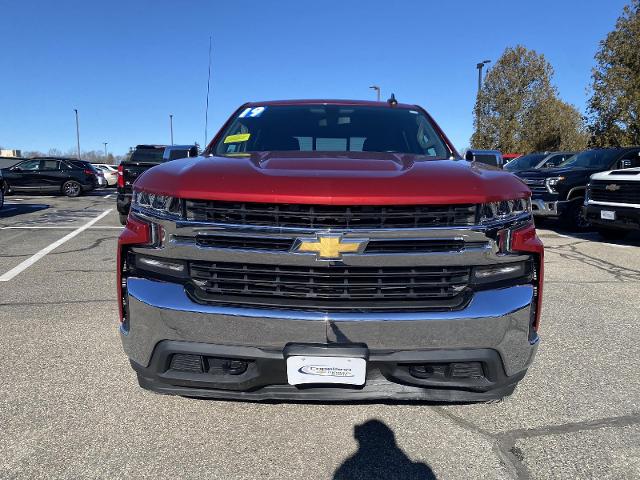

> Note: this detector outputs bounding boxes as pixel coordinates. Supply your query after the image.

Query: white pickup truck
[584,166,640,240]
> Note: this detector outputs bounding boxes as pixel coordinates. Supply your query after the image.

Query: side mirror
[464,149,504,168]
[620,159,632,169]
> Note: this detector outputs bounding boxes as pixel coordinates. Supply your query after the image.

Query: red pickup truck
[117,99,543,402]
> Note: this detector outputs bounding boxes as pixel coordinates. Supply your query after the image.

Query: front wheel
[597,227,628,241]
[62,180,82,197]
[561,198,589,231]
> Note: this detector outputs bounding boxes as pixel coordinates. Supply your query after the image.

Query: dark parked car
[516,148,640,228]
[0,170,4,209]
[117,144,198,224]
[504,152,575,172]
[1,157,101,197]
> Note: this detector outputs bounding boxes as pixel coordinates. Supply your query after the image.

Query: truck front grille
[521,178,547,194]
[589,181,640,204]
[184,200,478,229]
[187,261,471,311]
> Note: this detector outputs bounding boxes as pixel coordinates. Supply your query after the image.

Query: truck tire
[0,185,4,209]
[561,198,589,231]
[597,228,628,241]
[119,213,128,225]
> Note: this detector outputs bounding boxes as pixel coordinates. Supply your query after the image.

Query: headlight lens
[132,189,183,218]
[479,198,531,224]
[545,176,565,193]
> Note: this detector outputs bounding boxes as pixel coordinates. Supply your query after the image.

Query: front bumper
[121,277,538,401]
[531,198,571,217]
[584,203,640,230]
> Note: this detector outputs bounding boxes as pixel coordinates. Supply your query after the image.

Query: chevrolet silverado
[117,99,544,402]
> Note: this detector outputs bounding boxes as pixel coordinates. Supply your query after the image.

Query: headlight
[545,176,565,193]
[132,189,183,218]
[479,198,531,224]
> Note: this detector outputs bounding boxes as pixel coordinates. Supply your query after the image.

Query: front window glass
[541,154,573,168]
[16,160,40,171]
[167,149,189,161]
[213,105,451,158]
[504,153,546,171]
[558,150,620,169]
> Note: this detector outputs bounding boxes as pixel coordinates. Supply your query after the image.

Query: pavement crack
[433,408,640,480]
[500,413,640,441]
[431,406,529,480]
[546,241,640,281]
[51,236,117,254]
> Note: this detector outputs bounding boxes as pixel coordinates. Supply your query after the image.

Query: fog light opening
[207,357,249,376]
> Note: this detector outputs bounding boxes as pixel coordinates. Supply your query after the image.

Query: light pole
[169,114,174,145]
[369,85,381,102]
[103,142,108,160]
[73,109,81,159]
[476,60,491,92]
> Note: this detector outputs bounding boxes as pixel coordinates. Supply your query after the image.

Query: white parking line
[104,193,113,199]
[0,209,113,282]
[1,226,122,230]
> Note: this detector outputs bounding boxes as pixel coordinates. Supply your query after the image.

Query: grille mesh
[589,181,640,204]
[188,261,470,309]
[184,200,478,229]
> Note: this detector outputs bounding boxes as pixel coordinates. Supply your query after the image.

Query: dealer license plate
[286,355,366,386]
[601,210,616,220]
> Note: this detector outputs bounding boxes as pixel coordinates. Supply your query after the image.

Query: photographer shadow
[333,419,436,480]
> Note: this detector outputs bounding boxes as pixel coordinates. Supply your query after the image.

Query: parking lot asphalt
[0,191,639,479]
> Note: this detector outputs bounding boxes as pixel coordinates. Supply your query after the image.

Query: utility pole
[204,35,213,146]
[169,114,174,145]
[476,60,491,92]
[103,142,108,159]
[74,109,81,159]
[369,85,381,102]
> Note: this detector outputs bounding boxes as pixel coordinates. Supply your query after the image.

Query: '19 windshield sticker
[238,106,266,118]
[224,133,251,143]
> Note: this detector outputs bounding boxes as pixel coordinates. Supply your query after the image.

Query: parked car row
[508,148,640,237]
[0,157,108,197]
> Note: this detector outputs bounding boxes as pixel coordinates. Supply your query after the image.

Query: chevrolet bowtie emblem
[293,234,368,260]
[605,184,621,191]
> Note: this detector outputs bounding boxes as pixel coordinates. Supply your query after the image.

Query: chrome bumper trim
[126,277,533,321]
[531,199,559,216]
[122,278,538,376]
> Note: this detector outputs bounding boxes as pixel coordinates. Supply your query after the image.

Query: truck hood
[590,167,640,182]
[516,166,600,178]
[135,152,530,205]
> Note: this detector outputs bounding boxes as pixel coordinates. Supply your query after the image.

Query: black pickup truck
[117,144,198,224]
[516,147,640,228]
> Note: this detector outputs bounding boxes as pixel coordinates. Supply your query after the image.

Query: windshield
[504,153,547,171]
[558,150,620,169]
[212,105,452,158]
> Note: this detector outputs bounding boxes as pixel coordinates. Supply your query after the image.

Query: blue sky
[0,0,629,156]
